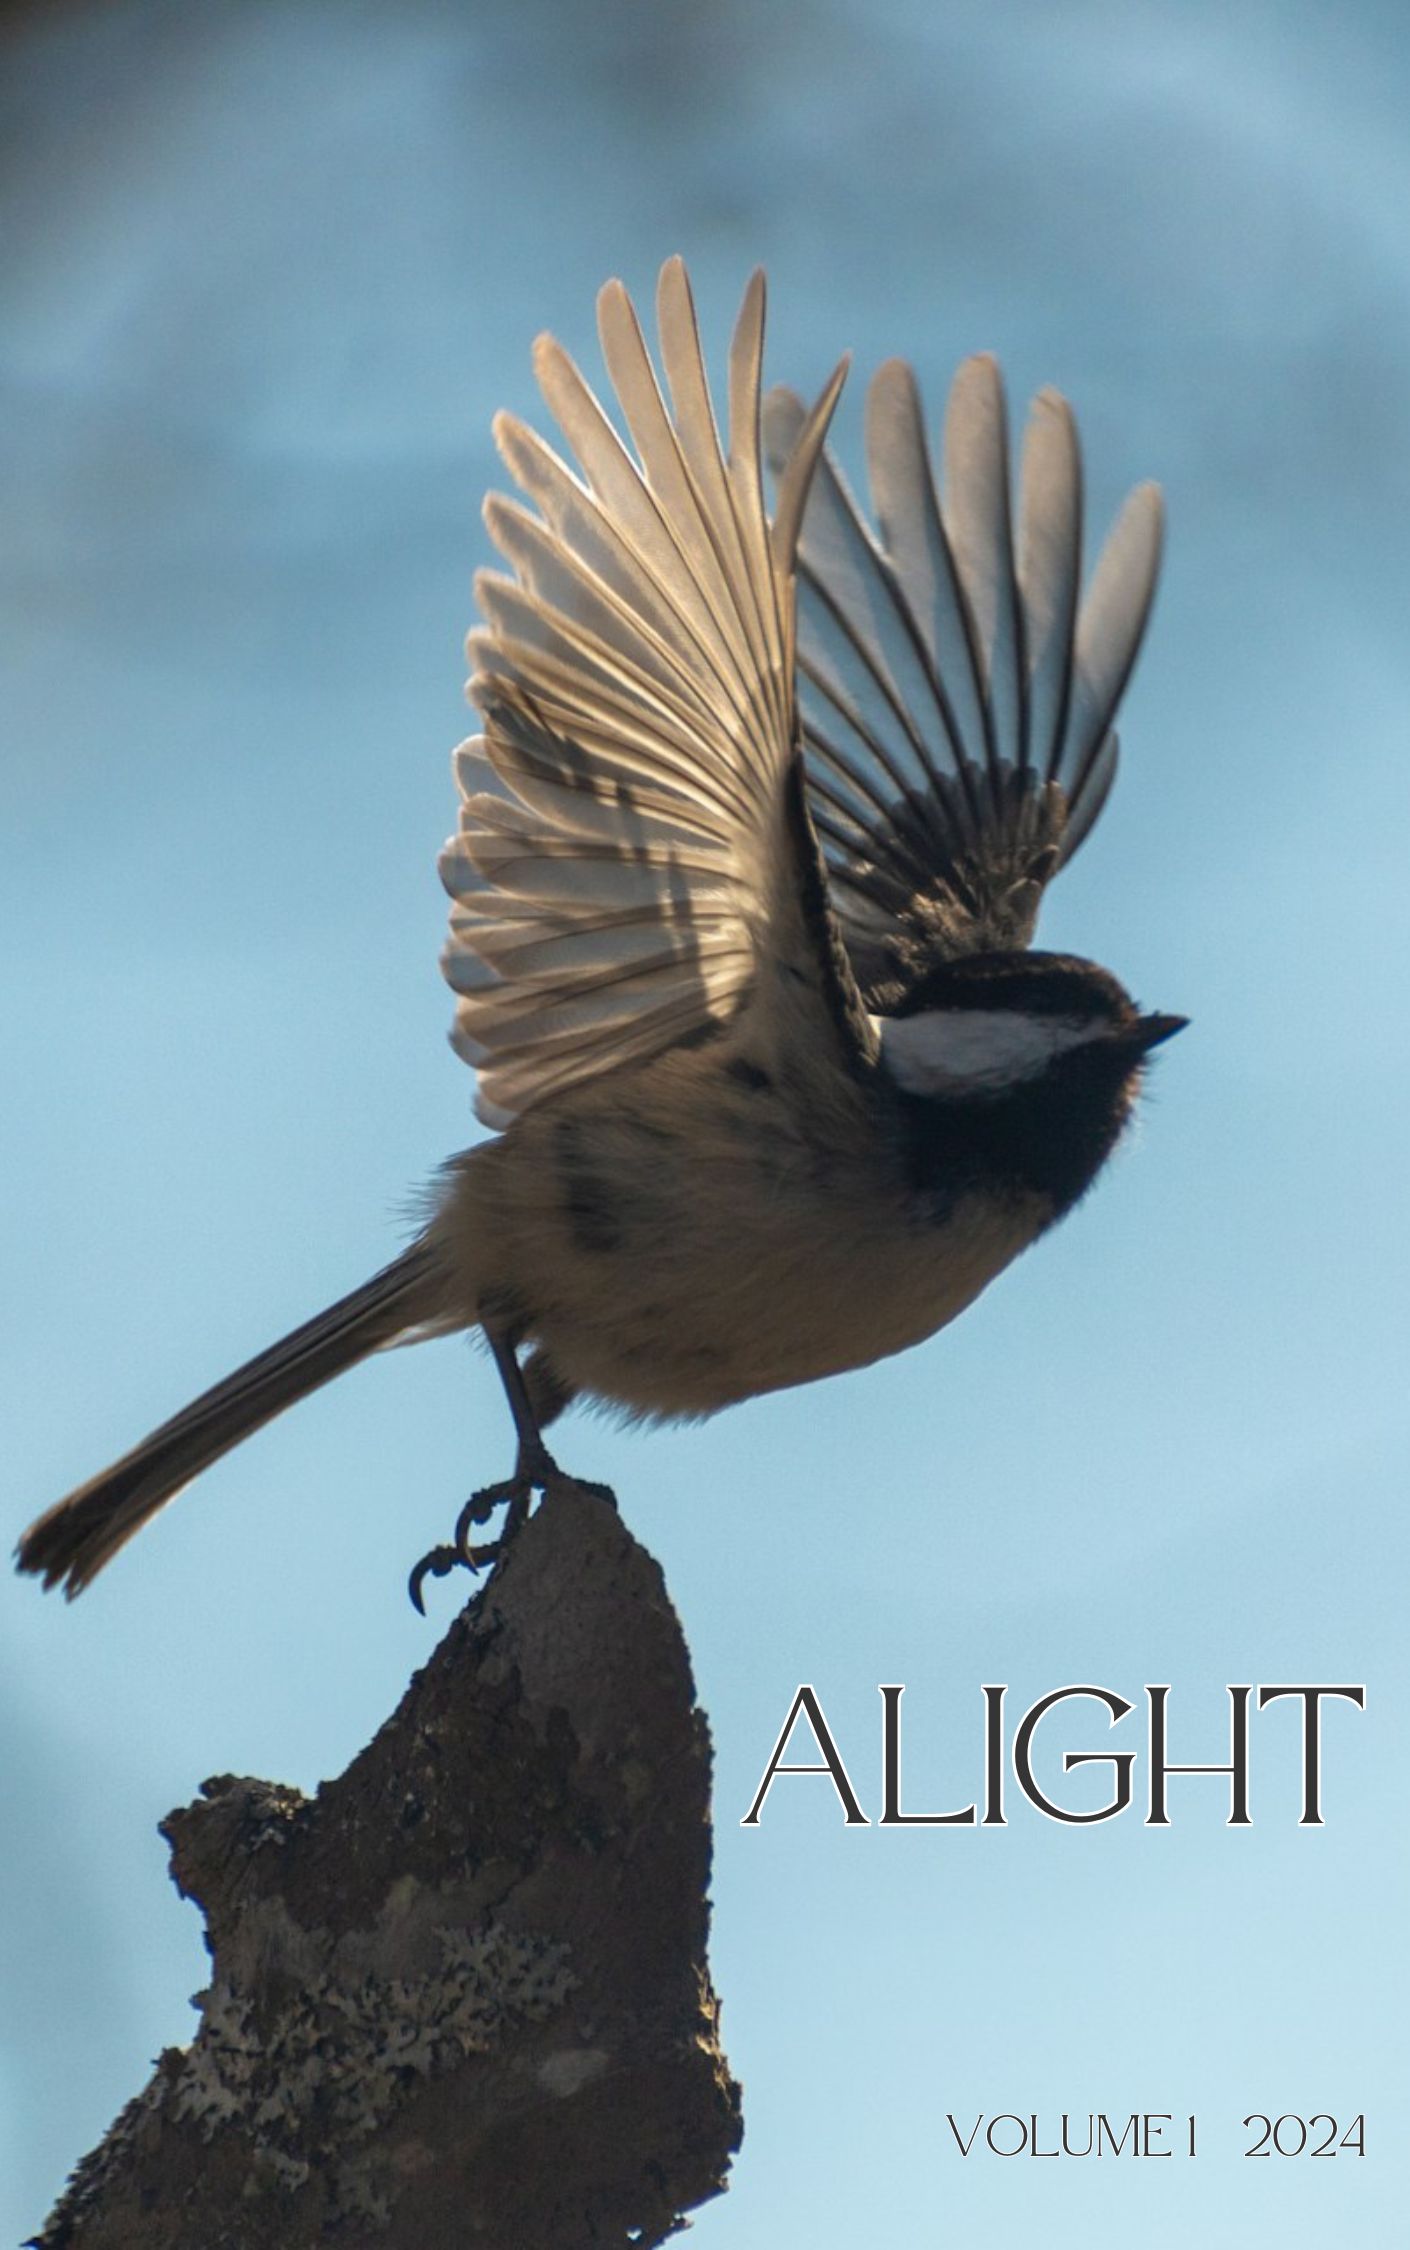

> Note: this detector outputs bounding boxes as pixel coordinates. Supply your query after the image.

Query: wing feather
[443,261,860,1126]
[1061,480,1164,804]
[941,355,1024,773]
[1017,388,1081,781]
[766,353,1162,989]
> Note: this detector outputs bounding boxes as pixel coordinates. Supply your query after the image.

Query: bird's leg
[492,1326,561,1489]
[449,1329,560,1557]
[408,1329,564,1613]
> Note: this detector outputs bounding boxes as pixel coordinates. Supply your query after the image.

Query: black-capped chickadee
[17,259,1183,1604]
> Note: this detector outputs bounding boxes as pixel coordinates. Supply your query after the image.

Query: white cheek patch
[874,1007,1110,1096]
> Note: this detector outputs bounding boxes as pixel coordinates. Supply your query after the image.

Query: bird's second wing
[764,358,1163,1002]
[440,260,864,1128]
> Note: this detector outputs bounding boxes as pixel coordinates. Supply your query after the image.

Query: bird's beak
[1128,1011,1189,1053]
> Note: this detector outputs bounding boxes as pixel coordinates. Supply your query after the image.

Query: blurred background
[3,1,1408,2242]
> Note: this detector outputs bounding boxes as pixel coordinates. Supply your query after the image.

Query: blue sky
[3,2,1408,2242]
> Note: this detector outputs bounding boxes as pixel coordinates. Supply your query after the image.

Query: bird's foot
[407,1472,534,1614]
[408,1445,614,1613]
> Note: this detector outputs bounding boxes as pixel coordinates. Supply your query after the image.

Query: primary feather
[763,357,1163,1001]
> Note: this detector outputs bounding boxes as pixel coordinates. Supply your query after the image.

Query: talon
[407,1543,462,1615]
[408,1528,503,1613]
[408,1464,544,1614]
[453,1476,526,1562]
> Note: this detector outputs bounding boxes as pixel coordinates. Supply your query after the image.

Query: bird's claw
[452,1473,532,1559]
[406,1534,498,1616]
[407,1451,563,1614]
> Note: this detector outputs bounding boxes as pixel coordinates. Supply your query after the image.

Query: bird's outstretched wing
[441,259,865,1128]
[764,359,1163,1003]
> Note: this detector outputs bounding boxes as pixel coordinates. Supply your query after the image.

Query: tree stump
[31,1484,741,2248]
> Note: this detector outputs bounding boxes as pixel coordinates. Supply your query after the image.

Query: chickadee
[17,258,1183,1605]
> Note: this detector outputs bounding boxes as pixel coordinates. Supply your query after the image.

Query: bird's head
[873,951,1187,1210]
[874,951,1186,1099]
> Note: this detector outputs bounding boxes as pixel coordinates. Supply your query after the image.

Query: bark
[31,1484,741,2249]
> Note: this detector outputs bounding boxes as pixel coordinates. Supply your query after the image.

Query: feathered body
[433,1012,1050,1428]
[18,260,1179,1597]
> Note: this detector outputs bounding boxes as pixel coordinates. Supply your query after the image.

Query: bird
[16,257,1183,1606]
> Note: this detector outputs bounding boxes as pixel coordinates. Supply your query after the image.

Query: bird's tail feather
[16,1244,445,1598]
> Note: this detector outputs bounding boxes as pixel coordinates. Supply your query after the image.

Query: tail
[16,1244,446,1598]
